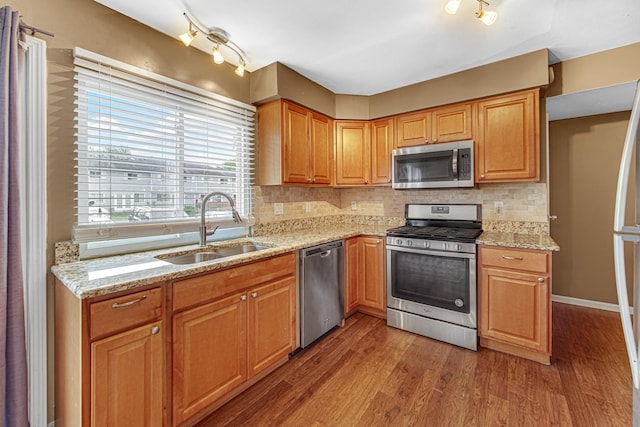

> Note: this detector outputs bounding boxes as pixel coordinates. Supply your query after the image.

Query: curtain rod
[19,21,54,38]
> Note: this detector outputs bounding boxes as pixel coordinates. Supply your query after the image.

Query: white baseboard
[552,294,630,312]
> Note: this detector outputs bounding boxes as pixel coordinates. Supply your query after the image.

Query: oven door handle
[452,148,458,176]
[386,245,475,260]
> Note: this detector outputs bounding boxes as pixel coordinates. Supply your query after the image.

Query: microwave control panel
[459,148,472,180]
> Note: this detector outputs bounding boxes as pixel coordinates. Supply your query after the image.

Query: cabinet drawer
[480,247,549,273]
[90,287,163,340]
[173,253,296,312]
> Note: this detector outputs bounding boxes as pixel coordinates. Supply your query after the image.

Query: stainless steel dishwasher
[300,240,344,348]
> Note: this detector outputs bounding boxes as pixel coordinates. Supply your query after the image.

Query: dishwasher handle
[303,240,343,257]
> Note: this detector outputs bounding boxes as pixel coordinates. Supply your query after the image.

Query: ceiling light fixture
[178,22,197,47]
[178,12,248,77]
[475,0,497,26]
[444,0,497,26]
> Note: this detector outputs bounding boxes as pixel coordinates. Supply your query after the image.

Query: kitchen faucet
[199,191,243,246]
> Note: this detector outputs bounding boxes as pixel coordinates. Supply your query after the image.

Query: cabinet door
[172,292,247,425]
[395,110,431,148]
[431,103,473,144]
[283,101,311,185]
[248,277,296,377]
[359,237,385,312]
[91,321,163,427]
[476,89,539,183]
[370,119,393,185]
[335,121,370,185]
[344,237,360,315]
[309,112,333,185]
[479,267,549,352]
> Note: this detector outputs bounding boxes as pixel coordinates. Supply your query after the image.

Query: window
[73,48,255,256]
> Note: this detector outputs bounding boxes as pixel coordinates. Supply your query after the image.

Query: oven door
[386,244,477,328]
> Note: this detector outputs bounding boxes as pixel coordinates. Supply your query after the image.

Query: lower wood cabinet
[55,282,165,427]
[91,321,164,427]
[171,254,296,426]
[478,245,552,364]
[345,236,386,318]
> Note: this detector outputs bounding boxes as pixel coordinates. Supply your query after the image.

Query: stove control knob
[457,244,462,251]
[407,240,413,247]
[396,239,403,246]
[424,241,430,248]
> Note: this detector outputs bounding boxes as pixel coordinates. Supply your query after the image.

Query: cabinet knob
[480,174,485,179]
[151,326,160,335]
[306,177,311,183]
[240,295,247,301]
[424,139,429,143]
[365,179,369,184]
[433,138,438,143]
[251,292,258,299]
[312,177,317,183]
[376,240,381,245]
[538,278,545,283]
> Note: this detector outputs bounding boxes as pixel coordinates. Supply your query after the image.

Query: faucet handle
[205,224,220,237]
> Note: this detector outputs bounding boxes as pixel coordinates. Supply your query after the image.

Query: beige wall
[15,0,252,421]
[549,112,633,304]
[548,42,640,97]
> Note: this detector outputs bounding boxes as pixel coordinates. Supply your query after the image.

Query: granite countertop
[52,221,559,300]
[477,231,560,251]
[52,224,389,299]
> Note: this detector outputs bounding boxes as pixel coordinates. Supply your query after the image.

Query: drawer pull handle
[112,295,147,308]
[501,255,524,261]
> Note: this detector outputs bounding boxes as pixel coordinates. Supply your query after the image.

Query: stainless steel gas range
[386,203,482,351]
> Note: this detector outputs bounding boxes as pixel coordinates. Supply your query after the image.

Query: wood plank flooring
[198,303,631,426]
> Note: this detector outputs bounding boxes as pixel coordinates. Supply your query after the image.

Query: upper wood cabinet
[370,118,394,184]
[395,102,473,148]
[432,102,473,143]
[475,89,540,183]
[396,110,431,148]
[257,99,333,186]
[335,120,370,186]
[335,119,393,186]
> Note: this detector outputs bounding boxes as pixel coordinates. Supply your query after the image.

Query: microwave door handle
[452,148,458,176]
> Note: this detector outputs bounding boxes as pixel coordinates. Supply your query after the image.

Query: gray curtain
[0,6,27,426]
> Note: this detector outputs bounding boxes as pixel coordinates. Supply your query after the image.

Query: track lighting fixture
[445,0,497,26]
[178,12,248,77]
[178,22,197,47]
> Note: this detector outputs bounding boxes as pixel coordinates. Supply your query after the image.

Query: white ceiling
[95,0,640,96]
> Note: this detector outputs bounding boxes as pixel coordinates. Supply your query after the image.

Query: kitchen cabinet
[257,99,333,186]
[478,245,552,364]
[475,89,540,183]
[55,283,165,427]
[344,236,386,318]
[335,120,393,186]
[171,253,296,425]
[335,120,370,186]
[395,102,473,148]
[370,118,394,184]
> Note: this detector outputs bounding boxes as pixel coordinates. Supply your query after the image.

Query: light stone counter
[51,225,389,299]
[477,231,560,251]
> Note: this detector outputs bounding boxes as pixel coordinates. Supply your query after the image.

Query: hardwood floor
[198,303,631,426]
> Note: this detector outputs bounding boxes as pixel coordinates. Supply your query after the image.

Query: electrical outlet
[274,203,284,215]
[306,202,312,213]
[494,201,504,214]
[351,201,357,211]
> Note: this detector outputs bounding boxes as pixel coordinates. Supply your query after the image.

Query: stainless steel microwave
[392,140,474,189]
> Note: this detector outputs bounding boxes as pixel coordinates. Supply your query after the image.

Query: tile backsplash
[253,182,549,224]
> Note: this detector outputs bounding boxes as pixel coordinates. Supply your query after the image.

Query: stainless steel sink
[158,243,270,265]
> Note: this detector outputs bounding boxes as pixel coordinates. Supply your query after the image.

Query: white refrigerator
[614,79,640,425]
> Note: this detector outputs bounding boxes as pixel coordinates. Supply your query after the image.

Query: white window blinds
[73,48,255,244]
